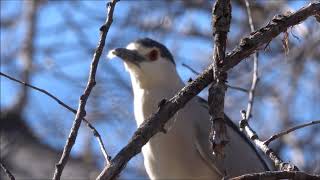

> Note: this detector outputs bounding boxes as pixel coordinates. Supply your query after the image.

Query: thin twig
[264,120,320,146]
[182,63,248,93]
[0,161,15,180]
[230,170,320,180]
[0,72,111,164]
[240,110,298,171]
[52,1,118,179]
[208,0,232,157]
[244,0,259,121]
[97,3,319,179]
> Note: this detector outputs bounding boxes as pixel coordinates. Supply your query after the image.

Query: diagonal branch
[264,120,320,146]
[208,0,231,158]
[0,161,15,180]
[52,1,118,179]
[239,110,298,171]
[97,3,319,179]
[0,72,111,164]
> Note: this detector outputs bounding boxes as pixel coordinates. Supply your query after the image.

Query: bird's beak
[108,48,145,67]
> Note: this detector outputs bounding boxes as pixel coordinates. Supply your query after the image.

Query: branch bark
[208,0,231,158]
[97,2,319,179]
[52,1,118,179]
[230,171,320,180]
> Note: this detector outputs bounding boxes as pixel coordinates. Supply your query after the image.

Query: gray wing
[193,96,270,175]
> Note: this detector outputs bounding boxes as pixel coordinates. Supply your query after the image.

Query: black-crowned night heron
[108,38,269,179]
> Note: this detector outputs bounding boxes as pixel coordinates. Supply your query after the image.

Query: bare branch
[240,110,298,171]
[97,3,319,179]
[244,0,259,121]
[52,1,118,179]
[208,0,231,157]
[0,161,15,180]
[229,171,320,180]
[264,120,320,146]
[0,72,111,165]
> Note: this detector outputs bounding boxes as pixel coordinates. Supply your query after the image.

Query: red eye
[148,49,158,61]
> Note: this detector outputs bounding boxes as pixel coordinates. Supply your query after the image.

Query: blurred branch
[97,3,319,179]
[182,63,248,93]
[239,110,298,171]
[13,0,38,113]
[244,0,259,121]
[230,171,320,180]
[208,0,231,157]
[0,72,111,165]
[264,120,320,146]
[52,1,118,179]
[0,161,15,180]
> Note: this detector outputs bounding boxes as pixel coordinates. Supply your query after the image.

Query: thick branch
[0,72,111,164]
[97,3,319,179]
[52,1,118,179]
[208,0,231,157]
[230,171,320,180]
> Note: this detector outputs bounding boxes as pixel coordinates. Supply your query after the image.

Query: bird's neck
[130,75,184,126]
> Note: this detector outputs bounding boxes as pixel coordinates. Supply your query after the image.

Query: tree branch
[239,111,298,171]
[0,72,111,165]
[0,161,15,180]
[208,0,231,158]
[264,120,320,146]
[244,0,259,121]
[97,3,319,179]
[12,0,38,113]
[229,171,320,180]
[52,1,118,179]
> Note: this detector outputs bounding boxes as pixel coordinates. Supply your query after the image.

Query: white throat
[125,62,184,126]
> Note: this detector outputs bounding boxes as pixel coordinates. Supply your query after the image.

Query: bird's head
[108,38,180,89]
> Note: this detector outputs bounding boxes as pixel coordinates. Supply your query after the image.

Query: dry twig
[97,3,319,179]
[264,120,320,146]
[0,72,111,164]
[52,1,118,179]
[244,0,259,121]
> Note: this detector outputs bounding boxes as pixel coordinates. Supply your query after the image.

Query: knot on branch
[280,162,299,171]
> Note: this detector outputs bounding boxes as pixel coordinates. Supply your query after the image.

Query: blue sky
[1,0,319,176]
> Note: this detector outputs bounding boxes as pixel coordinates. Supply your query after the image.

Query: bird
[108,38,270,179]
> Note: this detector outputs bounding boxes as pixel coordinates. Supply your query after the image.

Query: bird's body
[109,38,269,179]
